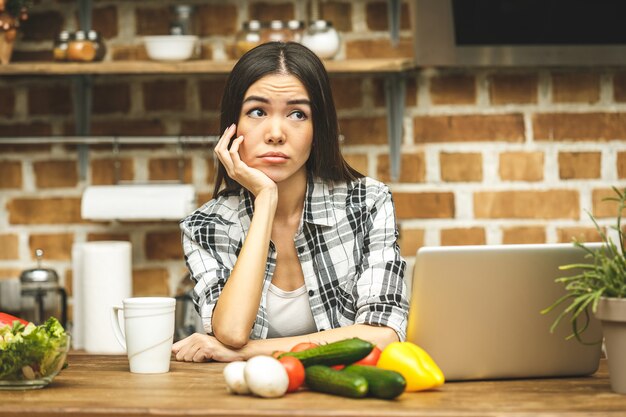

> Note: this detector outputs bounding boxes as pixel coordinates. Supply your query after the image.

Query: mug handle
[110,305,126,350]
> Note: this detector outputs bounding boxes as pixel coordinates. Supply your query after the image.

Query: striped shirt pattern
[180,175,409,341]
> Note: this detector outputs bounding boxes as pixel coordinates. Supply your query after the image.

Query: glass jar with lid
[235,20,262,57]
[301,20,341,59]
[87,30,106,61]
[287,20,305,43]
[261,20,291,43]
[52,30,71,61]
[67,30,96,62]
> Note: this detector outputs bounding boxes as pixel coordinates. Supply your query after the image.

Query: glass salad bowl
[0,319,70,390]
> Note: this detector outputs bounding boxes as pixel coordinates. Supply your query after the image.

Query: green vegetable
[305,365,368,398]
[0,317,68,381]
[343,364,407,399]
[280,338,374,367]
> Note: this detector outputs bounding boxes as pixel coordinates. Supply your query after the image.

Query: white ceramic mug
[110,297,176,374]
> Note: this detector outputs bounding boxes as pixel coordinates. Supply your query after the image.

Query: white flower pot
[595,297,626,394]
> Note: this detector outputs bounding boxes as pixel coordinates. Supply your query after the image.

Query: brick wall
[1,1,626,319]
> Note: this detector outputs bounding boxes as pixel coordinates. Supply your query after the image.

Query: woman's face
[236,73,313,184]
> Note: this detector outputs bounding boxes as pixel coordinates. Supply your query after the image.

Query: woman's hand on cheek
[215,124,277,197]
[171,333,245,363]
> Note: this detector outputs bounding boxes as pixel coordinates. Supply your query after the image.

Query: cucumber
[343,365,406,400]
[305,365,368,398]
[280,338,374,367]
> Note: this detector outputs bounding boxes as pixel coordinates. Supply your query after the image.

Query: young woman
[173,42,408,362]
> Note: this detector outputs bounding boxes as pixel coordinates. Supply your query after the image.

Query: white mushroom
[244,356,289,398]
[223,361,250,394]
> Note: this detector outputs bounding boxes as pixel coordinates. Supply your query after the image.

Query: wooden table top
[1,354,625,417]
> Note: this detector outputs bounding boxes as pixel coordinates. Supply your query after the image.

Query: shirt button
[308,290,314,296]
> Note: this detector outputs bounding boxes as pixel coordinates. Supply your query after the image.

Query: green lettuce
[0,317,68,381]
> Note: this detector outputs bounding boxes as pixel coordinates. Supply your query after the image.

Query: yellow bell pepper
[376,342,445,392]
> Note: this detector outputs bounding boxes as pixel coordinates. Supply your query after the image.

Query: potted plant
[543,186,626,394]
[0,0,30,64]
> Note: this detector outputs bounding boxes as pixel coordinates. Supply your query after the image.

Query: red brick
[592,188,623,218]
[0,234,19,260]
[552,72,600,104]
[0,122,52,137]
[502,227,546,244]
[398,228,424,257]
[613,72,626,102]
[199,79,227,111]
[143,80,187,112]
[365,1,411,31]
[558,152,601,179]
[344,154,368,177]
[330,77,362,109]
[0,161,22,189]
[249,2,294,21]
[8,198,83,225]
[430,74,476,105]
[206,156,216,183]
[474,190,579,219]
[111,45,148,61]
[91,158,134,185]
[29,234,74,261]
[440,152,482,182]
[197,4,238,36]
[148,158,192,183]
[92,6,118,39]
[340,117,387,145]
[441,228,485,246]
[71,120,165,136]
[0,86,15,117]
[0,144,51,153]
[0,268,21,280]
[135,7,170,36]
[197,192,213,207]
[321,1,353,32]
[414,114,524,143]
[133,268,171,297]
[92,83,131,115]
[557,227,603,244]
[499,152,544,182]
[489,74,538,104]
[372,75,418,108]
[346,38,414,59]
[87,233,131,242]
[33,160,78,189]
[145,230,183,260]
[28,85,72,116]
[10,50,53,62]
[180,118,220,136]
[20,11,64,42]
[394,192,455,219]
[618,152,626,179]
[377,153,425,183]
[533,113,626,141]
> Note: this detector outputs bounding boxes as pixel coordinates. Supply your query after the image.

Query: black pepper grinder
[19,249,67,328]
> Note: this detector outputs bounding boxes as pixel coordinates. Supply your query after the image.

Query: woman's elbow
[213,327,250,349]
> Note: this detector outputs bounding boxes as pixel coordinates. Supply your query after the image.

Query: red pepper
[0,312,28,327]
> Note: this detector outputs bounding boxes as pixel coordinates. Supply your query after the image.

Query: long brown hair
[212,42,362,198]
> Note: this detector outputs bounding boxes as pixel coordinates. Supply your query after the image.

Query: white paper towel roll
[81,241,132,354]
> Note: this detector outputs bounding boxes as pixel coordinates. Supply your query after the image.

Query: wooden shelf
[0,58,415,75]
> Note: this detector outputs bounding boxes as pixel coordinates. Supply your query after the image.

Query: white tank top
[266,283,317,338]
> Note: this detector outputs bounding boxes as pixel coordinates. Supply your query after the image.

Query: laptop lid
[406,243,603,381]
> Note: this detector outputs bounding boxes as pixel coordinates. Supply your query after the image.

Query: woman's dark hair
[212,41,362,198]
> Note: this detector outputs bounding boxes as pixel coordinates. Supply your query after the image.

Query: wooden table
[1,354,625,417]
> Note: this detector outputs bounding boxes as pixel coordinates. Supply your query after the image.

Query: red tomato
[331,364,345,370]
[271,350,286,359]
[354,346,382,366]
[290,342,319,352]
[0,312,28,327]
[278,356,305,392]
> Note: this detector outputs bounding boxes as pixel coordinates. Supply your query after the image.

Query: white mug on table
[110,297,176,374]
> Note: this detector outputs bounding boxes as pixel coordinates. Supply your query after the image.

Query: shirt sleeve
[353,184,409,341]
[180,213,237,335]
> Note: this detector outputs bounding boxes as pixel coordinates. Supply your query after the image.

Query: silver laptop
[407,243,603,381]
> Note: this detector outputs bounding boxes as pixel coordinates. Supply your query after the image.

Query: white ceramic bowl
[143,35,198,61]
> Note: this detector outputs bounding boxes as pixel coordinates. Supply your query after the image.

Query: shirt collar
[237,175,339,233]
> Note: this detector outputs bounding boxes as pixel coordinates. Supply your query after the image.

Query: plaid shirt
[180,175,409,341]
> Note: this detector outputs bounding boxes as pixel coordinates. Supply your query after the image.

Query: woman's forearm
[212,188,278,348]
[239,324,399,359]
